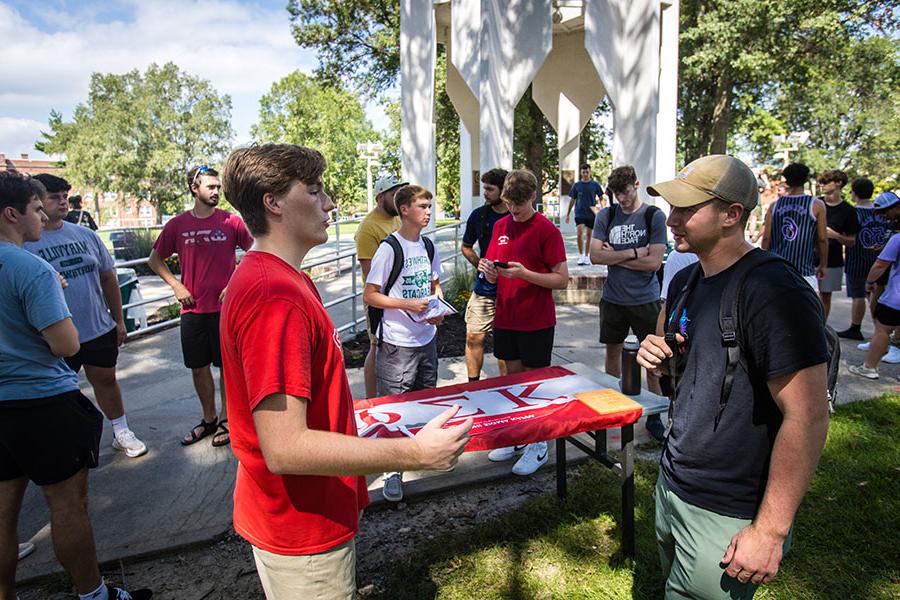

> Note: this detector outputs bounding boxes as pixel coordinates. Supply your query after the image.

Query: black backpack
[664,251,840,432]
[367,234,436,344]
[605,203,665,286]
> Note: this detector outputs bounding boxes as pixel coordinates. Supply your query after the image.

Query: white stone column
[532,30,607,233]
[585,0,661,205]
[400,0,437,225]
[478,0,552,173]
[656,0,680,207]
[459,122,475,220]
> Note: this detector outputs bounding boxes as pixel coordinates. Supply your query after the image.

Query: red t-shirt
[153,209,254,314]
[486,212,567,331]
[221,251,370,555]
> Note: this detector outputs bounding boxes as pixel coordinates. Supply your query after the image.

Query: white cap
[373,175,407,197]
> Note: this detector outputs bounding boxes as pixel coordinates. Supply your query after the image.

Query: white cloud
[0,117,48,158]
[0,0,319,158]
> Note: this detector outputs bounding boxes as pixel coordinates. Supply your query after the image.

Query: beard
[384,202,399,217]
[199,194,219,207]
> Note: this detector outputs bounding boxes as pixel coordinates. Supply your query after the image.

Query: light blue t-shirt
[25,221,116,343]
[877,233,900,311]
[0,242,79,400]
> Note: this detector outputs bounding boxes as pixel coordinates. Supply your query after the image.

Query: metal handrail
[122,220,464,340]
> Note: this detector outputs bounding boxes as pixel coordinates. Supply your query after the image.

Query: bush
[443,263,476,312]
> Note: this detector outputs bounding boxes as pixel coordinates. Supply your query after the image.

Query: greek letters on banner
[353,367,643,451]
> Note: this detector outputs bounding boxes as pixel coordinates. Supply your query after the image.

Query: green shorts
[655,475,793,600]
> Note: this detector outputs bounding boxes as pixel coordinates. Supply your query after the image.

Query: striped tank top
[770,195,818,276]
[845,207,892,278]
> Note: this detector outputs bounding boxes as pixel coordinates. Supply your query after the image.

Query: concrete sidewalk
[15,250,899,583]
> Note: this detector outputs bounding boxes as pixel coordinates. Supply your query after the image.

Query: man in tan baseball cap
[638,154,829,598]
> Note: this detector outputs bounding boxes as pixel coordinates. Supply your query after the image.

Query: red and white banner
[353,366,643,451]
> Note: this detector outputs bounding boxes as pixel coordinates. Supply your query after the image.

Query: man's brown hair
[221,144,326,236]
[817,169,848,187]
[393,184,433,213]
[501,169,538,205]
[607,165,637,193]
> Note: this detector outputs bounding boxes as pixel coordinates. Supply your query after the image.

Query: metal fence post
[351,253,358,334]
[335,219,341,276]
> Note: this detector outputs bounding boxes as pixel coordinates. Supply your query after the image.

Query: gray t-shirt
[25,221,116,343]
[592,203,668,305]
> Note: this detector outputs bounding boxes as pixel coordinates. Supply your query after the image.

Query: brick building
[0,152,158,227]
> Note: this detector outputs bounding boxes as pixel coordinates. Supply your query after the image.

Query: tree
[287,0,399,94]
[678,0,897,162]
[37,63,233,218]
[252,71,379,215]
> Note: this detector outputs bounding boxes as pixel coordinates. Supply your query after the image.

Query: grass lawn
[375,395,900,599]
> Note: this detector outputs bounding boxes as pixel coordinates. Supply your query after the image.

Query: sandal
[181,417,218,446]
[211,419,230,447]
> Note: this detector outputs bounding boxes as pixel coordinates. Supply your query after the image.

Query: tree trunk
[710,71,733,154]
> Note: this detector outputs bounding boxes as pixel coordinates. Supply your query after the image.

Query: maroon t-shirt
[486,212,567,331]
[153,209,254,314]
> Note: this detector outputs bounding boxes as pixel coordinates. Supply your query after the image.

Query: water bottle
[620,334,641,396]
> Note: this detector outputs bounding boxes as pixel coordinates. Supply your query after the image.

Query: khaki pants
[252,538,356,600]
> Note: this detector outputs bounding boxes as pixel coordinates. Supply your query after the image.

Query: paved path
[16,238,899,582]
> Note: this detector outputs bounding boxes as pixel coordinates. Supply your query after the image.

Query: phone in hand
[493,261,510,269]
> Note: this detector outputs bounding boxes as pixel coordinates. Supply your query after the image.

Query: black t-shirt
[823,200,859,268]
[462,205,507,297]
[661,250,828,518]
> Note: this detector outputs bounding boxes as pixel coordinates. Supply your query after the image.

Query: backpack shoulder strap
[716,251,787,429]
[605,203,618,239]
[643,204,660,232]
[423,235,435,264]
[382,234,405,295]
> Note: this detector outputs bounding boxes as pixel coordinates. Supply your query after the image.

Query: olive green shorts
[655,475,793,600]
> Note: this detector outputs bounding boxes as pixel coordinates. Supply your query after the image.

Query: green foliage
[436,48,461,216]
[251,71,379,216]
[287,0,399,94]
[679,0,898,166]
[36,63,234,218]
[443,263,476,313]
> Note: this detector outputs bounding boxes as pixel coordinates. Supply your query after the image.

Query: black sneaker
[645,414,666,441]
[108,585,153,600]
[837,326,864,340]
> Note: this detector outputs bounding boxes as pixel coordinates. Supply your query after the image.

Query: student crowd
[1,146,895,599]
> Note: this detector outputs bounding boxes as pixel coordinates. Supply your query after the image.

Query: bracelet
[632,248,638,259]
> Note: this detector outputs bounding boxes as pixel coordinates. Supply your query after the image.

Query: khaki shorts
[252,538,356,600]
[465,292,496,334]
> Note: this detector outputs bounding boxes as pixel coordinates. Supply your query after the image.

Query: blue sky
[0,0,389,159]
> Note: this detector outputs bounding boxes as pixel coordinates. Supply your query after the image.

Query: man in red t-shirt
[149,166,254,447]
[219,144,472,598]
[478,169,569,477]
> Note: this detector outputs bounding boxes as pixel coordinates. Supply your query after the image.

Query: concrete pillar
[532,30,607,233]
[478,0,552,173]
[400,0,437,225]
[459,122,475,220]
[656,0,680,207]
[585,0,662,205]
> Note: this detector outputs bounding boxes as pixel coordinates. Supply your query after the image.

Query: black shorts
[598,298,661,344]
[180,312,222,369]
[575,214,595,229]
[493,327,554,368]
[65,326,118,373]
[874,303,900,327]
[0,390,103,486]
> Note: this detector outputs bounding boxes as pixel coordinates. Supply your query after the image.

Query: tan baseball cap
[647,154,759,210]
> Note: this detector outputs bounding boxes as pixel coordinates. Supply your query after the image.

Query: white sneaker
[112,429,148,458]
[857,342,871,351]
[848,364,879,380]
[512,442,549,476]
[882,346,900,364]
[382,472,403,502]
[575,255,585,265]
[487,445,526,462]
[583,255,592,265]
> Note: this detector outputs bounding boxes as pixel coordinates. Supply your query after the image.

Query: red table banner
[353,366,644,451]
